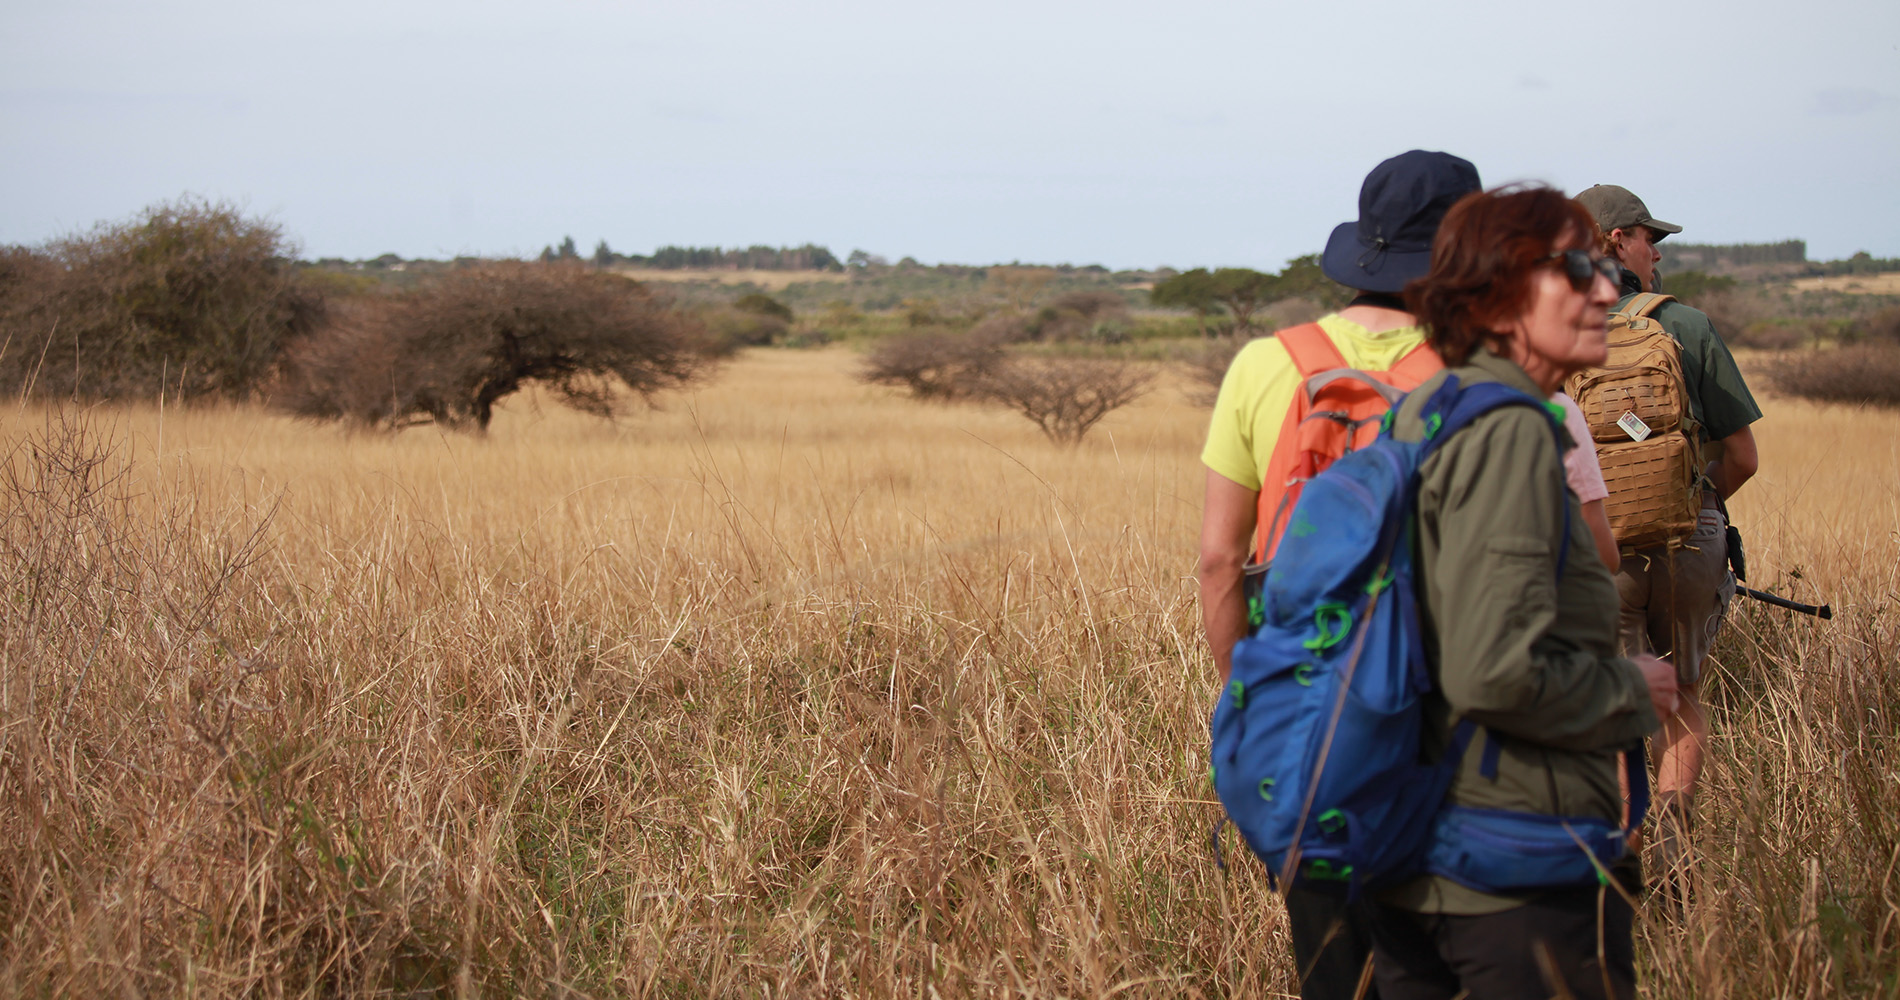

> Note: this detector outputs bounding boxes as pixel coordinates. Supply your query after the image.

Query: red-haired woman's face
[1494,233,1619,391]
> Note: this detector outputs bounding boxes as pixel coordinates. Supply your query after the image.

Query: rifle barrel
[1738,585,1832,619]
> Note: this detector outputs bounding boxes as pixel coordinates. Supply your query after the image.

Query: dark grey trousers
[1366,886,1636,1000]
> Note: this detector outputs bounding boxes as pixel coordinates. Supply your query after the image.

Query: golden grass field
[2,346,1896,997]
[1788,272,1900,296]
[610,268,853,291]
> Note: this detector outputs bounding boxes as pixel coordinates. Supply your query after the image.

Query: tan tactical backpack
[1564,292,1702,551]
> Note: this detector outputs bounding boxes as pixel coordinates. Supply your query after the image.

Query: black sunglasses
[1545,249,1620,292]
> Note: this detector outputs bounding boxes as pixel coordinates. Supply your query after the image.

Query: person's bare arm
[1580,497,1620,573]
[1708,425,1759,500]
[1197,469,1258,682]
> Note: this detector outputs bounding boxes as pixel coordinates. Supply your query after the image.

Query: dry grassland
[1788,272,1900,296]
[611,268,853,291]
[2,347,1896,997]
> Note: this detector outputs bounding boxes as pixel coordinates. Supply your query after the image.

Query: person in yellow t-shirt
[1196,149,1481,1000]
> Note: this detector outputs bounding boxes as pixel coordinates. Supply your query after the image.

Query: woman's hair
[1404,185,1600,366]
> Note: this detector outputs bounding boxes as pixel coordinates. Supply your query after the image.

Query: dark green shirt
[1381,350,1662,915]
[1620,293,1763,443]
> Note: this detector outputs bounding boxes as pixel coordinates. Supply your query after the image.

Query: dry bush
[713,292,796,347]
[979,357,1154,444]
[733,292,793,322]
[1734,320,1813,351]
[968,310,1034,345]
[858,327,1005,400]
[706,306,789,349]
[1025,291,1131,344]
[1844,304,1900,344]
[1179,333,1259,406]
[1258,297,1325,330]
[0,197,323,402]
[1695,287,1778,348]
[985,266,1056,310]
[268,299,410,425]
[1767,342,1900,408]
[280,261,716,431]
[901,296,944,327]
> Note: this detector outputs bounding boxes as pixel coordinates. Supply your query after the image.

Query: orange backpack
[1253,324,1444,563]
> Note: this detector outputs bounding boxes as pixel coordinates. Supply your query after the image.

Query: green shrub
[734,293,794,323]
[1656,270,1736,304]
[707,306,788,348]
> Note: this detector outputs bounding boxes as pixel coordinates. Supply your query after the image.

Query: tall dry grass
[1,347,1895,997]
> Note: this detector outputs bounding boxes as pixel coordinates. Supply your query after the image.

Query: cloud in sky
[2,0,1896,266]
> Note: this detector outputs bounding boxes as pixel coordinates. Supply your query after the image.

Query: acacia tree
[1153,259,1354,336]
[979,358,1154,445]
[1149,269,1224,337]
[281,262,717,431]
[1273,254,1353,311]
[1204,268,1281,332]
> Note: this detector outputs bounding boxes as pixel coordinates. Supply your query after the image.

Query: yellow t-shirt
[1201,314,1430,491]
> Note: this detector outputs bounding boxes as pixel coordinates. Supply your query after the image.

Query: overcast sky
[4,0,1896,269]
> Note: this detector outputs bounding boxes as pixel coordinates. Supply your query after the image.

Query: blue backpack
[1209,375,1648,898]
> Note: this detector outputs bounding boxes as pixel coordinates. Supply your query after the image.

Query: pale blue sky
[4,0,1895,269]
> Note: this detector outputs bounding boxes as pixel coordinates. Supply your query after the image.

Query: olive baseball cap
[1575,184,1682,241]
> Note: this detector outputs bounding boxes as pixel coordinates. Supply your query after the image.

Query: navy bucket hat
[1320,150,1482,294]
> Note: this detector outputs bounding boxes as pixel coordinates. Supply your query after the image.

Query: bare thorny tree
[978,359,1154,445]
[860,328,1155,444]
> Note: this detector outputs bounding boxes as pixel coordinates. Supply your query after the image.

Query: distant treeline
[619,244,843,272]
[1813,251,1900,277]
[1659,241,1900,277]
[1660,240,1806,273]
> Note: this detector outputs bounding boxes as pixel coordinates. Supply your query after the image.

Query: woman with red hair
[1367,186,1679,999]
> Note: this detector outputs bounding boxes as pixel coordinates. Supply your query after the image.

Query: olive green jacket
[1382,350,1662,915]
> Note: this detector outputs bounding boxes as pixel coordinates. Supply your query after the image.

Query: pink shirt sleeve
[1553,392,1609,504]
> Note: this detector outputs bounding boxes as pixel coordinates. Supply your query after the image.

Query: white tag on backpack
[1617,411,1652,442]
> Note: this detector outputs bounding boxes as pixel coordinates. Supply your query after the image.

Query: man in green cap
[1575,184,1763,898]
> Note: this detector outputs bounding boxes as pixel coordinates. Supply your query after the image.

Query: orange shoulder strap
[1387,341,1444,386]
[1277,322,1346,378]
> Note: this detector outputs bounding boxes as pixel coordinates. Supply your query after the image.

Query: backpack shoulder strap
[1388,341,1444,383]
[1277,323,1347,378]
[1424,379,1573,578]
[1425,381,1561,455]
[1617,292,1676,320]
